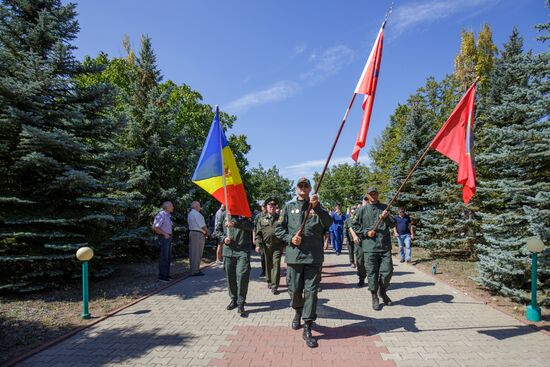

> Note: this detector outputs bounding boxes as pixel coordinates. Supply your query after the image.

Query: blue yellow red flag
[192,107,251,217]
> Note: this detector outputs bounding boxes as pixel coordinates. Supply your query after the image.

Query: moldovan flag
[192,107,251,217]
[351,23,385,161]
[429,82,477,204]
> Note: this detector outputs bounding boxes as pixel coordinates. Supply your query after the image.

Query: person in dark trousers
[253,203,267,278]
[152,201,174,282]
[255,197,285,294]
[394,207,414,263]
[215,215,253,315]
[352,188,395,311]
[329,204,346,255]
[275,177,332,348]
[344,206,357,268]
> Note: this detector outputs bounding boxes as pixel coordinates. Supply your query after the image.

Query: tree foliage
[313,163,370,209]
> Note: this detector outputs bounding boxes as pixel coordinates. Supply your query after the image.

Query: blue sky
[71,0,547,183]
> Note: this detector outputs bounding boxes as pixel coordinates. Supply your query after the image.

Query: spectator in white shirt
[188,201,209,276]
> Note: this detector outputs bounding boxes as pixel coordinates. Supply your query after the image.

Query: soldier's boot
[302,321,318,348]
[371,291,381,311]
[357,278,365,288]
[291,310,302,330]
[378,283,393,306]
[226,300,237,310]
[237,304,245,314]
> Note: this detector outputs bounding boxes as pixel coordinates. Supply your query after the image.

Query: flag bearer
[275,177,332,348]
[215,215,254,315]
[352,187,395,311]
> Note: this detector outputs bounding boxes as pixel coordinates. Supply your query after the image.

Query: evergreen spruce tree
[475,29,550,303]
[414,76,481,257]
[0,0,135,291]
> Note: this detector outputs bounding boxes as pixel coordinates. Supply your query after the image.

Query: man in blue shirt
[393,207,415,263]
[329,204,346,255]
[152,201,174,282]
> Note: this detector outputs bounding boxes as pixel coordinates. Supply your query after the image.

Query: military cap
[265,196,279,206]
[296,177,311,187]
[367,187,378,194]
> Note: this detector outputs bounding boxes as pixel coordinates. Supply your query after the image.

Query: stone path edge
[393,254,549,336]
[4,262,217,367]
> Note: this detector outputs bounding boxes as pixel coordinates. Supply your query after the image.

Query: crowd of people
[151,177,415,348]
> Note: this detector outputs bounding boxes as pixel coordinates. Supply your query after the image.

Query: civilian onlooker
[188,201,209,276]
[153,201,174,282]
[329,204,347,255]
[394,206,414,263]
[214,204,226,265]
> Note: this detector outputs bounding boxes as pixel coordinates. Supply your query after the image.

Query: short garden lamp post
[526,237,544,322]
[76,247,94,320]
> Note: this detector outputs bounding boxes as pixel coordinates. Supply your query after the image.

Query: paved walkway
[17,250,549,367]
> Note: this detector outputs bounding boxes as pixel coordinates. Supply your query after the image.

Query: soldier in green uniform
[215,214,254,315]
[352,187,395,311]
[344,206,357,268]
[255,196,285,294]
[345,204,368,287]
[275,177,332,348]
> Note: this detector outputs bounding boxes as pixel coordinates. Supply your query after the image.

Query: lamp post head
[526,237,545,253]
[76,247,94,261]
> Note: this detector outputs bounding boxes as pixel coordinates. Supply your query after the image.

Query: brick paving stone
[15,251,550,367]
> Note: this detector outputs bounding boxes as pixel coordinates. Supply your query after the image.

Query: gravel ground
[0,250,215,365]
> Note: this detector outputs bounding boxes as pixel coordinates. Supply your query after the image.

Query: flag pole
[296,5,393,237]
[368,76,479,233]
[217,106,231,231]
[296,93,357,236]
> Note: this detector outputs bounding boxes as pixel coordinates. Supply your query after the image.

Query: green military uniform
[255,209,285,290]
[254,211,267,275]
[215,215,253,306]
[345,215,366,280]
[344,216,355,265]
[275,197,332,321]
[351,201,395,292]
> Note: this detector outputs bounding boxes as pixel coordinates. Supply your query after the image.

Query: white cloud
[300,45,355,85]
[226,44,355,112]
[392,0,499,35]
[282,156,371,181]
[225,81,300,113]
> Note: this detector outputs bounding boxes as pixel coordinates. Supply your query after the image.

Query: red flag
[351,25,384,161]
[430,82,477,204]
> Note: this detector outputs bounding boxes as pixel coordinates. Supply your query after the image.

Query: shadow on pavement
[477,325,549,340]
[315,317,420,340]
[64,326,191,365]
[394,294,455,306]
[392,271,415,276]
[112,309,152,317]
[245,299,290,314]
[390,281,436,290]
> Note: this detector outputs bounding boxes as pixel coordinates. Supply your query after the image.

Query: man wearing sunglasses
[352,187,395,311]
[275,177,332,348]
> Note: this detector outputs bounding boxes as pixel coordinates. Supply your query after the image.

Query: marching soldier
[215,214,254,315]
[275,177,332,348]
[352,187,395,311]
[255,196,285,294]
[345,205,367,287]
[344,206,357,268]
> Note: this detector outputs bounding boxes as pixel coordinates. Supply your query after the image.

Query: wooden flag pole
[368,76,480,234]
[296,93,357,236]
[368,142,433,234]
[296,5,394,237]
